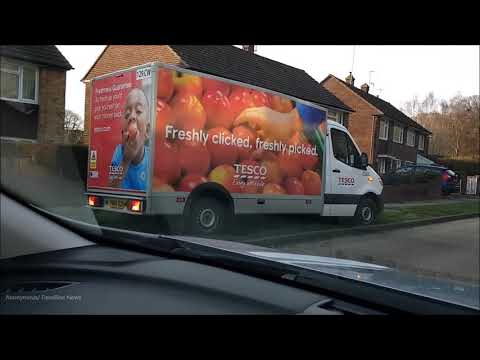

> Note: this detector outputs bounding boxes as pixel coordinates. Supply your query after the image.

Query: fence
[1,141,88,185]
[383,176,443,203]
[466,176,480,195]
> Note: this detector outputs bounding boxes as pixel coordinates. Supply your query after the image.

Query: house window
[406,129,415,147]
[379,119,389,140]
[393,125,404,144]
[377,158,386,174]
[394,159,402,170]
[327,111,344,126]
[418,134,425,150]
[0,57,39,104]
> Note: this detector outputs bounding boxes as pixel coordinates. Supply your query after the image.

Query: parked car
[383,165,460,194]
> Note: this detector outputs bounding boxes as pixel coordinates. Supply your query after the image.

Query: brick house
[81,45,352,144]
[321,73,432,175]
[0,45,73,144]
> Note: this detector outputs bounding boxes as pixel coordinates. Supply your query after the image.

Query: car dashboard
[1,244,369,315]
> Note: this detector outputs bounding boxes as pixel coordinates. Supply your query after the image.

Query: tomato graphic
[202,90,234,129]
[177,174,208,192]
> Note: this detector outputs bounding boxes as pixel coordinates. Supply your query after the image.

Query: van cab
[325,120,384,224]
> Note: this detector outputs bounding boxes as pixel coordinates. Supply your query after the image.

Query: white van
[86,62,383,234]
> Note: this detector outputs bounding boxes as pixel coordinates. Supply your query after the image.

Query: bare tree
[402,95,420,117]
[402,92,438,117]
[421,92,438,113]
[402,93,479,160]
[64,109,84,144]
[448,94,480,159]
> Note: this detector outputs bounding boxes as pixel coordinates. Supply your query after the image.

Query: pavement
[276,217,480,284]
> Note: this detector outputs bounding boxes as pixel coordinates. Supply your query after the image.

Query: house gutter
[371,115,378,163]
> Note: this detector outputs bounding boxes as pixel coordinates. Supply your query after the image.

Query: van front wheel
[354,198,377,226]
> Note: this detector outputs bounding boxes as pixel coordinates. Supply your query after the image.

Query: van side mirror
[360,153,368,169]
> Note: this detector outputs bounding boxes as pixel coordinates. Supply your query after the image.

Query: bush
[383,176,443,203]
[383,170,441,186]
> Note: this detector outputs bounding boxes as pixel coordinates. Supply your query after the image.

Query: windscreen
[1,45,478,312]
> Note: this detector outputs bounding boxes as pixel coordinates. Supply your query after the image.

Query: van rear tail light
[129,199,143,212]
[88,195,102,207]
[442,172,450,182]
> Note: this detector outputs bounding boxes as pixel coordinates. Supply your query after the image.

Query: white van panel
[324,204,357,217]
[151,193,186,215]
[234,196,323,214]
[151,193,324,215]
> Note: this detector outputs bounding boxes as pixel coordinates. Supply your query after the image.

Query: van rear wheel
[354,198,377,226]
[189,197,229,236]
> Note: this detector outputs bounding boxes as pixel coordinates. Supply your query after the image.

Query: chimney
[361,83,370,93]
[242,45,256,53]
[345,72,355,86]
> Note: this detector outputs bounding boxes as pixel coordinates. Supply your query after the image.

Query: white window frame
[418,134,425,150]
[327,110,344,126]
[377,158,386,174]
[1,57,39,104]
[379,119,389,140]
[406,129,415,147]
[393,125,404,144]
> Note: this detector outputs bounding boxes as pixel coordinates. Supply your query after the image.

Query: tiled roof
[0,45,73,70]
[169,45,352,112]
[328,75,431,134]
[82,45,182,81]
[82,45,352,112]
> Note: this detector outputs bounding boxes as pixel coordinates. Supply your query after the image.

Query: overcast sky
[57,45,479,127]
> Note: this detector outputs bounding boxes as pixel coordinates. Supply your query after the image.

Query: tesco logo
[234,163,267,177]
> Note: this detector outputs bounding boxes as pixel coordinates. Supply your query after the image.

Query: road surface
[278,217,480,284]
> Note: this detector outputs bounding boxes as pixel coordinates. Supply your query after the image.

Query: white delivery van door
[326,127,368,216]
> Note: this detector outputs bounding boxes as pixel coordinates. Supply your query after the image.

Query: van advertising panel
[153,67,327,196]
[87,66,154,193]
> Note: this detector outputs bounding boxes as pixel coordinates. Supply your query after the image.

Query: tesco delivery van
[86,62,383,234]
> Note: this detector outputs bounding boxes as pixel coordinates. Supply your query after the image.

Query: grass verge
[378,201,479,224]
